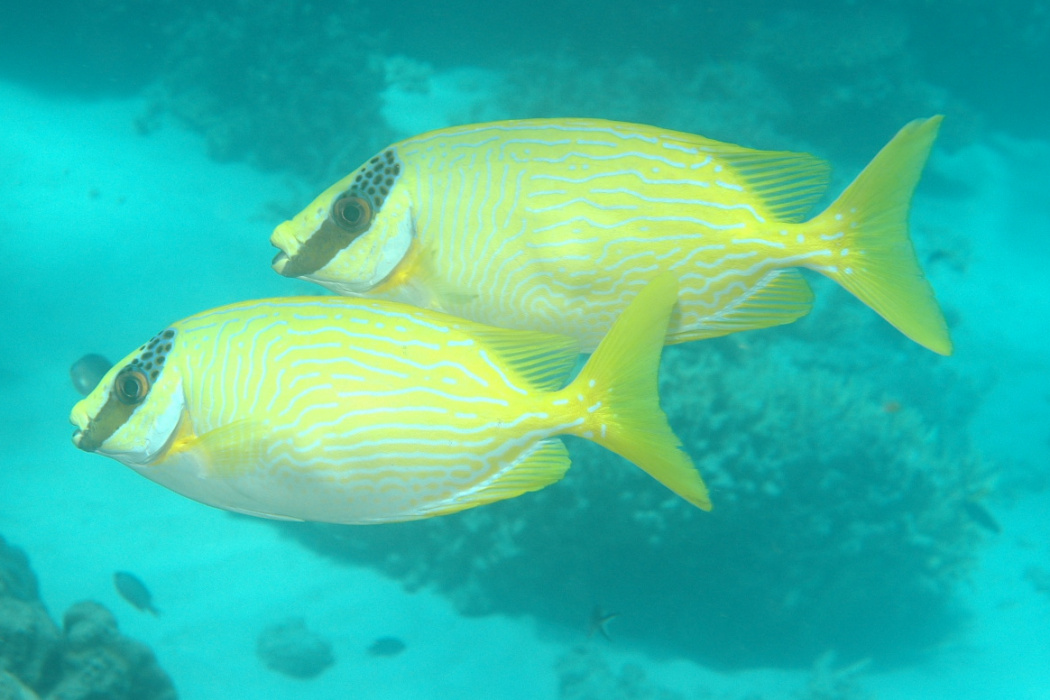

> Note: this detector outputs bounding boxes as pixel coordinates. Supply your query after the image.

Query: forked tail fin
[571,275,711,510]
[809,116,952,355]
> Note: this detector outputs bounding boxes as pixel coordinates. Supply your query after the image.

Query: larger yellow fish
[69,277,709,523]
[271,117,951,354]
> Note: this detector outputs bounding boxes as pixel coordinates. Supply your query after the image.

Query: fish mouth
[271,250,290,275]
[71,424,94,452]
[69,409,98,452]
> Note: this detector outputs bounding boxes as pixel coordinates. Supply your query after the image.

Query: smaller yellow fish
[69,276,708,523]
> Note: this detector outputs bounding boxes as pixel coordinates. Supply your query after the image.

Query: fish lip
[271,250,290,275]
[70,413,95,452]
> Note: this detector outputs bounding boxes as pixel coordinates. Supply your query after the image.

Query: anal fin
[668,268,814,343]
[418,438,571,518]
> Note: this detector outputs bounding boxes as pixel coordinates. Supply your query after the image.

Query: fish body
[70,278,708,523]
[367,637,406,657]
[113,571,159,615]
[588,605,619,641]
[271,117,951,355]
[70,354,113,396]
[963,500,1001,534]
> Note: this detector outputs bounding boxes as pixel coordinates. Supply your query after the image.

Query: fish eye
[114,369,150,405]
[331,194,373,235]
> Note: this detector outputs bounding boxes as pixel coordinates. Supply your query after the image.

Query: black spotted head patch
[74,328,177,452]
[277,148,404,278]
[348,148,401,212]
[122,328,177,392]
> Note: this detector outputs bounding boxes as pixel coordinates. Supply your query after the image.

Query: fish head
[270,147,414,296]
[70,327,186,468]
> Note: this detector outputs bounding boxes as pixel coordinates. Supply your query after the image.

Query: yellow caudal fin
[808,116,952,355]
[571,275,711,510]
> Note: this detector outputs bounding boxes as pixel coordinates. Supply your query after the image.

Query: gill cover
[71,328,184,466]
[271,148,414,294]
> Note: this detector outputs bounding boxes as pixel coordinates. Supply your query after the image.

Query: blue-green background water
[1,2,1048,698]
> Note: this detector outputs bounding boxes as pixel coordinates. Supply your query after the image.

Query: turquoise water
[1,2,1048,699]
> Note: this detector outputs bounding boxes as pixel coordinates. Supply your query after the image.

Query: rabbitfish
[271,117,951,354]
[69,277,708,523]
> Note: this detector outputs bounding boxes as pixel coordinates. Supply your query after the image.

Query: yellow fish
[69,277,709,523]
[271,117,951,355]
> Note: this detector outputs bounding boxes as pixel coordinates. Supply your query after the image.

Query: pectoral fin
[169,420,269,478]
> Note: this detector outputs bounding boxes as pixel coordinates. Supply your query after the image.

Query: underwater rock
[0,599,61,692]
[61,602,121,648]
[495,53,797,156]
[0,671,40,700]
[0,537,40,603]
[798,651,874,700]
[0,537,60,691]
[495,16,982,171]
[256,619,334,679]
[155,0,391,185]
[45,601,177,700]
[0,536,176,700]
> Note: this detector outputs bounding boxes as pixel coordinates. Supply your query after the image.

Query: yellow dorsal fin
[707,144,832,222]
[667,268,814,343]
[469,326,581,391]
[414,438,571,518]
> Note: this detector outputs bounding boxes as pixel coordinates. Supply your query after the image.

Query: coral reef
[492,6,983,168]
[794,652,874,700]
[0,1,175,94]
[133,0,988,184]
[0,670,39,700]
[0,536,176,700]
[738,6,977,164]
[2,0,1043,164]
[0,538,62,695]
[152,0,393,186]
[902,0,1049,138]
[282,297,992,669]
[553,646,875,700]
[555,647,684,700]
[256,618,334,679]
[46,602,176,700]
[494,53,799,153]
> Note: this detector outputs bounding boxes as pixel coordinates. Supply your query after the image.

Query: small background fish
[367,637,406,657]
[70,354,113,396]
[113,571,159,615]
[962,500,1001,534]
